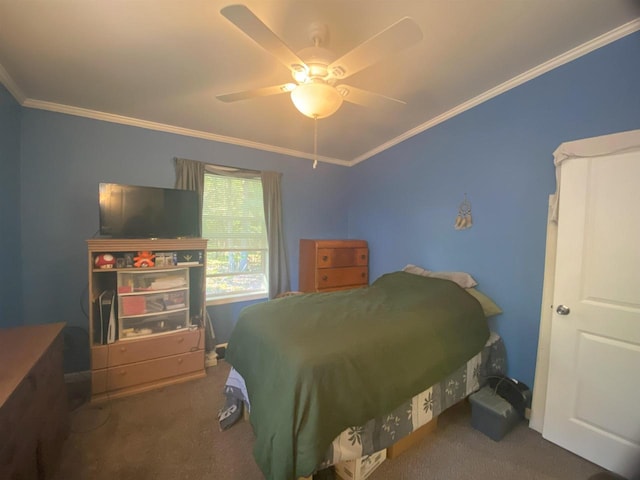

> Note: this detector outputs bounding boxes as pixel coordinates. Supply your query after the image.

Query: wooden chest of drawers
[0,323,69,480]
[299,239,369,292]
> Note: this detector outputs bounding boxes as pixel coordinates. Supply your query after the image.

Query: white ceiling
[1,1,639,166]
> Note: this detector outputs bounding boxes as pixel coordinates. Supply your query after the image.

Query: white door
[543,148,640,479]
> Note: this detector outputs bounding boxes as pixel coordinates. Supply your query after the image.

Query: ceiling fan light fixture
[290,81,343,119]
[292,64,308,83]
[330,66,346,78]
[308,63,328,78]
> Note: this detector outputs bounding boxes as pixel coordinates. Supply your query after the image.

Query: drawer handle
[177,337,184,343]
[322,255,328,261]
[119,347,127,353]
[119,370,127,376]
[361,272,366,278]
[177,358,183,364]
[361,255,366,260]
[322,275,328,281]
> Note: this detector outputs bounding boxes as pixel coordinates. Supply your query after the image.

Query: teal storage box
[469,386,520,441]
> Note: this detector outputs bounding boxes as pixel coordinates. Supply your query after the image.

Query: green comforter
[226,271,489,479]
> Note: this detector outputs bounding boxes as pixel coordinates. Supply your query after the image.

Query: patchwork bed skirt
[222,332,506,469]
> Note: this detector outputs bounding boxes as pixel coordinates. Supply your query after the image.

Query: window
[201,172,268,304]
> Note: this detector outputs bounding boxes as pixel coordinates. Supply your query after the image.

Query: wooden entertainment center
[87,238,208,402]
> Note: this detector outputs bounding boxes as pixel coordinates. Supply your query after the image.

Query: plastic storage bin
[119,309,189,340]
[117,269,188,292]
[117,268,190,340]
[334,449,386,480]
[469,386,520,441]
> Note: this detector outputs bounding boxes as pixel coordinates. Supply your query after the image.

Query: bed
[221,270,506,480]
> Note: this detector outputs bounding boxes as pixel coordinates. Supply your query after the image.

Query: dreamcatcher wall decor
[454,194,473,230]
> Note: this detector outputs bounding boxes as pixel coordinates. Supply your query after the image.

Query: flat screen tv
[99,183,199,239]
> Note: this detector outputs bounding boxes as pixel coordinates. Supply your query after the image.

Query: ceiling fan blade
[337,84,406,108]
[216,83,295,103]
[328,17,422,80]
[221,4,306,72]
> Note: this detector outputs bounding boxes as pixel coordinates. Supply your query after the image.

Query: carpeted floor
[55,361,612,480]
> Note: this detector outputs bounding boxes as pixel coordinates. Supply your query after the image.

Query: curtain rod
[174,157,261,175]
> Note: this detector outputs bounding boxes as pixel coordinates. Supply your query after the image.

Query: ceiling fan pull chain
[313,116,318,169]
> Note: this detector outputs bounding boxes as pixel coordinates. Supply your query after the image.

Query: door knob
[556,305,570,315]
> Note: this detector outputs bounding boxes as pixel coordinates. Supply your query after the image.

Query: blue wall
[17,110,350,364]
[0,84,23,328]
[5,31,640,379]
[347,31,640,387]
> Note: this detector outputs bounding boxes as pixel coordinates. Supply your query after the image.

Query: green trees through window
[201,173,268,302]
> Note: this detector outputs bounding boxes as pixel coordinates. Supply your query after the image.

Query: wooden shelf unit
[87,238,208,402]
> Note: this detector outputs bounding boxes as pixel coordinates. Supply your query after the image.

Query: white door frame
[530,129,640,432]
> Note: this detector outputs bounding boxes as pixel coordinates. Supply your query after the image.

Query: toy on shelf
[134,251,156,268]
[94,253,116,269]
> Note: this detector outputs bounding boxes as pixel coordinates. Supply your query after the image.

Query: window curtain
[260,171,291,298]
[174,157,212,350]
[174,157,204,237]
[174,158,291,300]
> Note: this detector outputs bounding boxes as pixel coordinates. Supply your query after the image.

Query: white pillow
[402,264,431,276]
[428,271,478,288]
[403,264,478,288]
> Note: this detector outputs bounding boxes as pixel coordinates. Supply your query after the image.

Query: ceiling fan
[216,4,423,120]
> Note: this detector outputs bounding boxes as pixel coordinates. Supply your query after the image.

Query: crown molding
[349,17,640,166]
[0,64,26,104]
[6,17,638,168]
[20,98,350,167]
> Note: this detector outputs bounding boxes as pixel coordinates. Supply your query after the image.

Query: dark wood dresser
[0,322,69,479]
[299,239,369,292]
